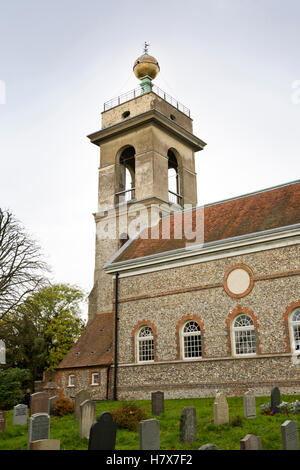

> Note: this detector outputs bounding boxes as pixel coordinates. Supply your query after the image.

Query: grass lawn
[0,394,300,450]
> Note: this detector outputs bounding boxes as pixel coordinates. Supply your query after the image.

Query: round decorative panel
[224,265,254,298]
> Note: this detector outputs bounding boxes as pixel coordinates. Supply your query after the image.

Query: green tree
[45,310,84,370]
[0,368,30,409]
[0,284,86,382]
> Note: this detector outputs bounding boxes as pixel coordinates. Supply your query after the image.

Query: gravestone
[74,389,91,420]
[79,400,95,439]
[88,412,117,450]
[13,404,28,425]
[243,390,256,419]
[30,392,49,416]
[49,396,57,416]
[198,443,219,450]
[281,420,299,450]
[139,419,160,450]
[240,434,262,450]
[271,385,280,411]
[27,413,50,449]
[151,391,164,416]
[0,340,6,364]
[214,391,229,425]
[179,407,197,443]
[30,439,60,450]
[0,411,6,432]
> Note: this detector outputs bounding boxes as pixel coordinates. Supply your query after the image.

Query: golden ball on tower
[133,53,160,80]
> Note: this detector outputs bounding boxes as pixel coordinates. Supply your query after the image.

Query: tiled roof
[57,313,114,369]
[113,181,300,263]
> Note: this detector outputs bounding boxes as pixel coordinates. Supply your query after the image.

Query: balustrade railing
[104,85,190,117]
[115,188,136,205]
[168,190,183,206]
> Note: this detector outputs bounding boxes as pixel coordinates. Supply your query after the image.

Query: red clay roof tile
[114,181,300,263]
[57,312,114,369]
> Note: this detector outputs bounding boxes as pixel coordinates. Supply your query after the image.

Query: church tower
[87,46,206,322]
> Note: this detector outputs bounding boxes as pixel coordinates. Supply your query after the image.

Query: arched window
[290,308,300,352]
[168,149,182,205]
[182,321,202,359]
[232,314,256,355]
[137,326,154,363]
[117,146,135,204]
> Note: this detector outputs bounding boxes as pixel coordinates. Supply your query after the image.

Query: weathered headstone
[30,392,49,416]
[151,391,164,416]
[139,419,160,450]
[74,389,91,420]
[243,390,256,419]
[79,400,95,439]
[0,340,6,364]
[30,439,60,450]
[27,413,50,449]
[271,385,280,411]
[281,420,299,450]
[179,407,197,443]
[13,404,28,425]
[0,411,6,432]
[49,396,57,416]
[88,412,117,450]
[198,443,219,450]
[214,391,229,425]
[240,434,262,450]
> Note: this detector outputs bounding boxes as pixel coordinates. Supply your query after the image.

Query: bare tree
[0,208,49,320]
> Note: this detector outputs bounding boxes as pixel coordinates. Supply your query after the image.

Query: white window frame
[68,374,75,387]
[181,320,202,360]
[232,314,256,357]
[137,326,154,363]
[289,308,300,353]
[91,373,99,386]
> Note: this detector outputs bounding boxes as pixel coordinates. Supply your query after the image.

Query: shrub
[231,415,242,427]
[110,403,148,431]
[53,397,75,416]
[0,368,30,410]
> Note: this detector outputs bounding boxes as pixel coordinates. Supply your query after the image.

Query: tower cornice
[87,109,206,152]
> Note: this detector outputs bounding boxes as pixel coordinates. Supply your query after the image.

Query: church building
[55,48,300,401]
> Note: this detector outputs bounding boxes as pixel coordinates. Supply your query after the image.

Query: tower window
[122,111,130,119]
[120,233,129,247]
[168,149,182,205]
[117,146,136,204]
[170,114,176,121]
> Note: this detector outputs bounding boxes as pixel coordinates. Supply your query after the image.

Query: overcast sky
[0,0,299,320]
